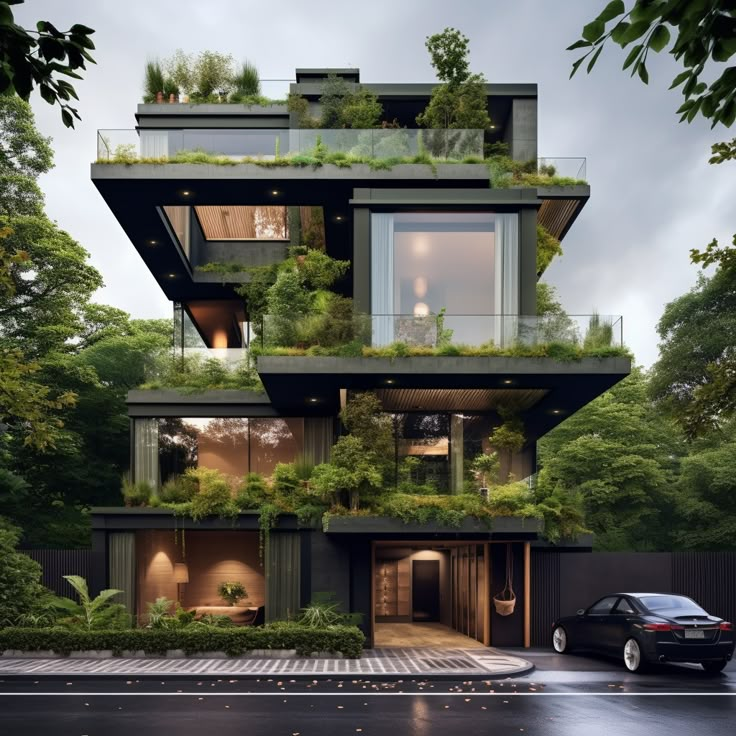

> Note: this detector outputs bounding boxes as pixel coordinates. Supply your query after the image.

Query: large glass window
[371,212,519,346]
[152,417,304,485]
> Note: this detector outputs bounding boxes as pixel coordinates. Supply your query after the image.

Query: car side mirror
[577,609,585,617]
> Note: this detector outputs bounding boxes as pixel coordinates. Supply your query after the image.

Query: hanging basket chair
[493,543,517,616]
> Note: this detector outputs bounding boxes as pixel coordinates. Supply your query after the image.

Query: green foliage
[217,581,247,605]
[159,474,196,504]
[538,369,682,550]
[298,592,362,627]
[121,476,153,507]
[297,249,350,290]
[165,49,194,96]
[287,93,319,128]
[143,60,177,103]
[340,392,394,478]
[569,0,736,128]
[584,313,614,349]
[417,75,492,131]
[472,452,500,487]
[235,472,269,510]
[0,2,96,127]
[143,352,263,393]
[339,88,383,129]
[0,624,366,658]
[186,468,237,521]
[488,156,587,188]
[0,521,47,623]
[50,575,128,631]
[319,74,351,128]
[191,50,234,100]
[272,462,300,496]
[0,96,53,216]
[231,60,260,97]
[537,225,563,275]
[425,28,472,85]
[649,268,736,436]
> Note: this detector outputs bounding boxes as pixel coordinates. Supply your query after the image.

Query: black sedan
[552,593,734,673]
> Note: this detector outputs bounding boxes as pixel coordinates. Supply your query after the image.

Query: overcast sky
[15,0,735,366]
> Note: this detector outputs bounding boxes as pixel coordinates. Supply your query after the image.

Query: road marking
[0,692,735,697]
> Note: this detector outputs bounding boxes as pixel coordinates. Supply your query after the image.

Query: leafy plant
[192,51,234,100]
[217,581,247,606]
[186,467,237,521]
[236,472,269,510]
[121,475,153,506]
[145,596,176,629]
[51,575,127,631]
[143,60,177,102]
[231,60,260,98]
[0,523,48,624]
[568,0,736,128]
[0,4,96,127]
[537,224,563,275]
[472,451,500,488]
[160,474,197,504]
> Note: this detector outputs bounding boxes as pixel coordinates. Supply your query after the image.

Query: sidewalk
[0,647,533,679]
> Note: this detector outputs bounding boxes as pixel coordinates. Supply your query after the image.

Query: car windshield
[638,595,706,614]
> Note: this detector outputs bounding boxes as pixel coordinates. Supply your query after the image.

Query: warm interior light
[412,236,429,257]
[413,276,428,298]
[212,329,228,349]
[413,302,429,317]
[173,562,189,583]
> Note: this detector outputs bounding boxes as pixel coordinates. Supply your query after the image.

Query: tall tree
[569,0,736,127]
[538,369,683,550]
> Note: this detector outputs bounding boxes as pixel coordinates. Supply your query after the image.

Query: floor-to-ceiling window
[370,212,519,346]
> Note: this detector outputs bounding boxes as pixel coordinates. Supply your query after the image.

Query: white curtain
[493,214,519,347]
[371,213,395,346]
[140,131,169,158]
[134,418,159,492]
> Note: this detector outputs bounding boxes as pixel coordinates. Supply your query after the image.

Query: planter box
[323,515,543,536]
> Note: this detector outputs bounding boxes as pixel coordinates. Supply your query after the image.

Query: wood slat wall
[375,388,547,412]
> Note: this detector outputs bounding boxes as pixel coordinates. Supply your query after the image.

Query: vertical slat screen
[672,552,736,626]
[530,549,560,647]
[20,549,91,597]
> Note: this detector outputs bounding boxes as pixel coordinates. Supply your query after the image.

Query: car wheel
[701,660,728,674]
[623,638,647,673]
[552,625,571,654]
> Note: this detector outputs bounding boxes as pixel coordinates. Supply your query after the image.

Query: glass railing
[180,347,250,369]
[536,157,586,181]
[96,128,485,162]
[259,313,623,352]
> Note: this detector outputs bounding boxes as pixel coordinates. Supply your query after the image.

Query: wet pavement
[0,650,734,735]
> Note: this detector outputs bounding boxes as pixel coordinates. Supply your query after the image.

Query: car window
[612,597,635,615]
[587,596,618,615]
[639,595,707,614]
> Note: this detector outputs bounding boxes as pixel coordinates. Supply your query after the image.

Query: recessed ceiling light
[165,273,178,279]
[335,215,343,221]
[271,190,280,196]
[502,379,513,385]
[180,190,192,197]
[308,397,319,403]
[551,409,562,415]
[147,239,158,246]
[385,379,395,385]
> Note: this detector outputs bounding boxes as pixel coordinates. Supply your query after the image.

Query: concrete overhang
[256,355,632,440]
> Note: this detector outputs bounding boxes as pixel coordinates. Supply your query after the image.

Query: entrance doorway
[412,559,440,621]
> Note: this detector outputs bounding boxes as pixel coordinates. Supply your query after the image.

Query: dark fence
[20,549,91,597]
[531,550,736,647]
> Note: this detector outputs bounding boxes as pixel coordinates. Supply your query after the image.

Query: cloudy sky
[16,0,735,366]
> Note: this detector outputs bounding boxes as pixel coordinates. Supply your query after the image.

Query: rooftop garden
[121,391,587,545]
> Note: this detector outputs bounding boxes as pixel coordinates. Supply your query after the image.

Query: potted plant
[217,581,247,606]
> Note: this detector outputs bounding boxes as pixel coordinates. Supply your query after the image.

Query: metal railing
[259,313,623,351]
[96,128,485,162]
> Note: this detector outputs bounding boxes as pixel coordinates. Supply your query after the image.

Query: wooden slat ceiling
[194,206,288,240]
[538,199,582,241]
[373,388,548,412]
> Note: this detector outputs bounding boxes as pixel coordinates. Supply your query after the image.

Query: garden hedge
[0,624,365,659]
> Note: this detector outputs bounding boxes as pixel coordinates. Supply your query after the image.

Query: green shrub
[49,575,131,631]
[187,468,237,521]
[235,472,269,510]
[121,476,154,506]
[160,475,197,504]
[0,624,365,658]
[272,463,299,496]
[0,523,48,625]
[298,592,362,627]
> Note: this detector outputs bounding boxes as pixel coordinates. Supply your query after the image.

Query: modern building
[90,68,630,648]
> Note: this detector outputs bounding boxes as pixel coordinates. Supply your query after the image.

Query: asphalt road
[1,651,734,736]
